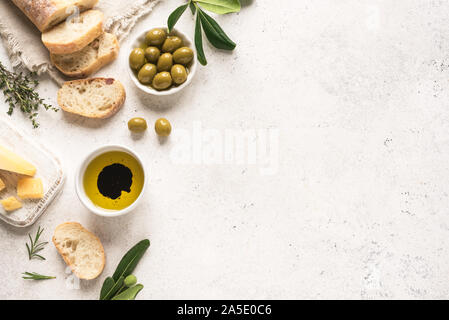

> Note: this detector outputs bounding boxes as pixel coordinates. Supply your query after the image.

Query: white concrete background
[1,0,449,299]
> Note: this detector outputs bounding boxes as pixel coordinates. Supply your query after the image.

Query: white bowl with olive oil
[128,27,197,96]
[75,145,147,217]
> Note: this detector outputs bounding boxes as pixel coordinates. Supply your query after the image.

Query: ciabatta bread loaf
[42,9,104,54]
[51,33,119,78]
[12,0,99,32]
[53,222,105,280]
[57,78,126,119]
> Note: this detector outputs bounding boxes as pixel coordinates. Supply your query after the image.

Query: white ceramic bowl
[75,145,147,217]
[128,27,197,96]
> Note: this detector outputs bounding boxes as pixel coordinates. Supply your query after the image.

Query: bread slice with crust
[42,10,104,54]
[12,0,99,32]
[57,78,126,119]
[53,222,105,280]
[51,33,119,78]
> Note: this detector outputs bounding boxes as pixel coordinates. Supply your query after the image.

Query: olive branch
[167,0,241,65]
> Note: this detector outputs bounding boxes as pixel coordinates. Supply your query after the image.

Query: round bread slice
[53,222,105,280]
[42,10,104,54]
[57,78,126,119]
[51,33,119,78]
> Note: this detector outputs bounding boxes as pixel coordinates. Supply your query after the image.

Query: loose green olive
[144,46,160,63]
[129,48,146,70]
[128,117,148,132]
[152,72,173,90]
[157,53,173,72]
[171,64,187,85]
[155,118,172,136]
[145,28,167,47]
[173,47,194,65]
[124,275,137,287]
[162,36,183,53]
[137,63,157,85]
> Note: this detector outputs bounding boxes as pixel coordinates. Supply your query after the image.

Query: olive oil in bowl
[83,151,145,211]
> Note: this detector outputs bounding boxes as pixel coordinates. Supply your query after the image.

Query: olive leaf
[101,276,124,300]
[195,0,241,14]
[195,13,207,65]
[189,1,197,14]
[99,277,115,300]
[198,9,236,50]
[165,0,238,65]
[112,239,150,282]
[167,4,188,32]
[111,284,144,300]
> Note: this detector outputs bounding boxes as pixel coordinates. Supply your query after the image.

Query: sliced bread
[53,222,105,280]
[42,10,104,54]
[12,0,99,32]
[51,33,119,78]
[57,78,126,119]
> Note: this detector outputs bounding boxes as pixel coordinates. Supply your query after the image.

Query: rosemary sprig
[26,226,48,260]
[22,272,55,280]
[0,61,58,128]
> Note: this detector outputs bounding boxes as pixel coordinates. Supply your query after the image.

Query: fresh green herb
[167,0,240,65]
[195,12,207,65]
[101,276,124,300]
[112,239,150,281]
[195,0,241,14]
[26,226,48,260]
[198,9,236,50]
[100,277,115,300]
[22,272,55,280]
[99,239,150,300]
[189,1,197,14]
[168,3,189,32]
[111,284,144,300]
[0,61,57,128]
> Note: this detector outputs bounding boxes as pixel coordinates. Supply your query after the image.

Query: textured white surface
[1,0,449,299]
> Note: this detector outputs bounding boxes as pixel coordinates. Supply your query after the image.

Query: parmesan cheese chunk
[0,145,36,176]
[1,196,22,212]
[17,178,44,199]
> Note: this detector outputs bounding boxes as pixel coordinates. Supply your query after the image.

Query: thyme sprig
[22,272,55,280]
[0,61,57,128]
[26,226,48,260]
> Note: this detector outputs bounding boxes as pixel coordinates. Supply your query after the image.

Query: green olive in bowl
[162,36,183,53]
[145,28,167,46]
[171,64,187,85]
[144,46,160,63]
[128,28,197,95]
[152,72,173,90]
[173,47,194,65]
[137,63,157,85]
[157,53,173,72]
[129,48,146,70]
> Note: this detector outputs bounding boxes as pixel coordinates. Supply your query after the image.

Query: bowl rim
[75,145,147,217]
[128,27,197,96]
